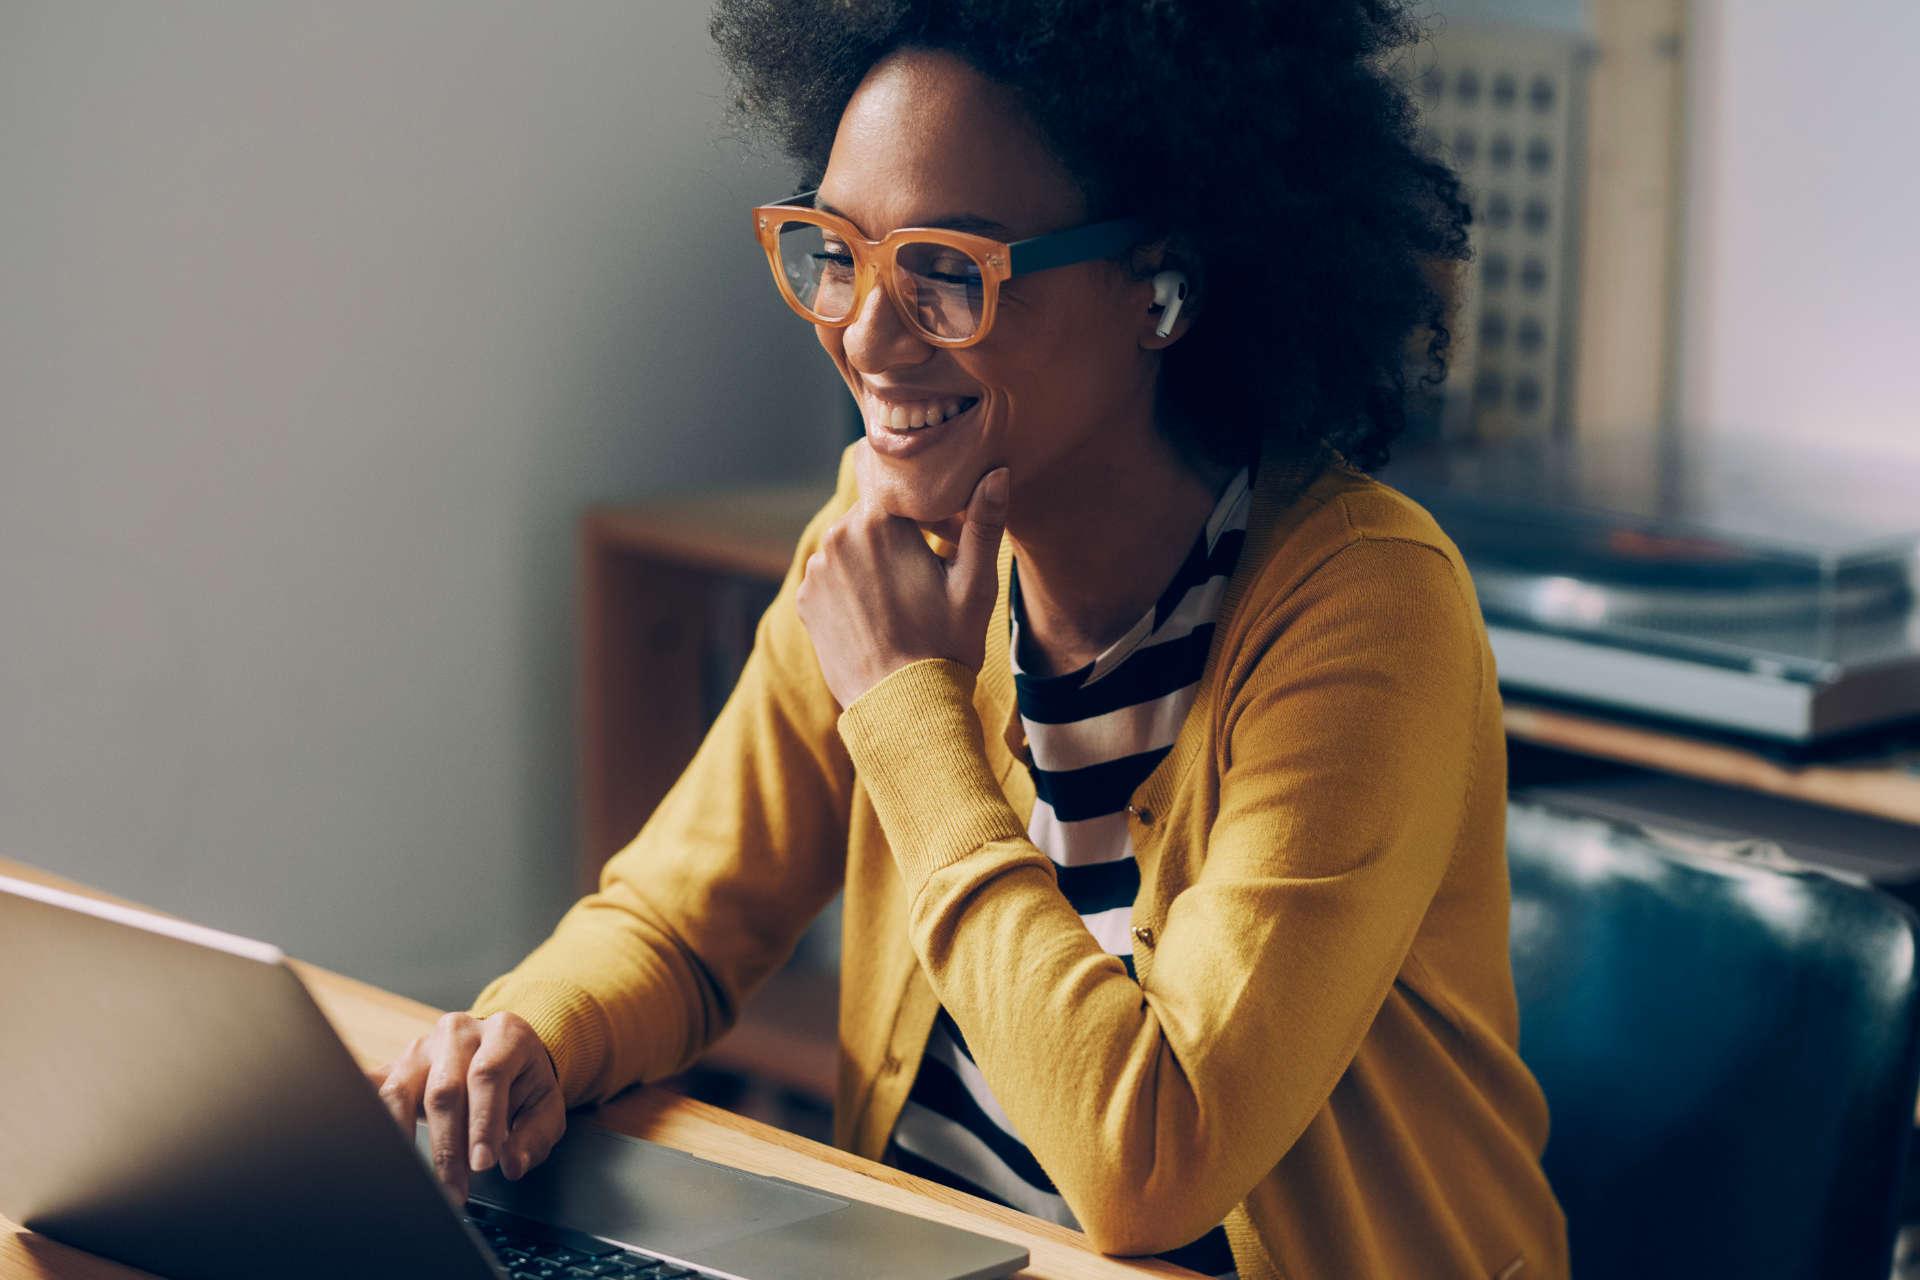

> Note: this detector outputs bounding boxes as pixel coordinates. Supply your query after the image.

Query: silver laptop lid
[0,874,501,1280]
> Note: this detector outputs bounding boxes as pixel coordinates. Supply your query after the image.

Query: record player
[1381,437,1920,748]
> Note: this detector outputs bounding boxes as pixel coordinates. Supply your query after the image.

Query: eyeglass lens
[893,241,986,341]
[775,220,856,321]
[774,219,987,341]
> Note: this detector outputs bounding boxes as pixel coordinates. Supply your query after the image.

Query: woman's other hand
[364,1010,565,1205]
[797,444,1010,708]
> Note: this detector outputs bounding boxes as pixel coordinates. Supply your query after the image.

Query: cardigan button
[1131,925,1156,946]
[1126,803,1154,825]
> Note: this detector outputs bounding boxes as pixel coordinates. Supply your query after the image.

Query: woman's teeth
[872,397,975,432]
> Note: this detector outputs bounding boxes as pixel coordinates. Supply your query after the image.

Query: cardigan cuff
[836,657,1028,895]
[468,975,611,1108]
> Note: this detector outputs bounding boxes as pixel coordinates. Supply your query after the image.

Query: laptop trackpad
[451,1120,849,1255]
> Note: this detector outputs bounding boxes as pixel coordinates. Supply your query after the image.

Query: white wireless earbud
[1151,270,1189,338]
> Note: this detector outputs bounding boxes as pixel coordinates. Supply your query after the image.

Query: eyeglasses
[752,190,1146,348]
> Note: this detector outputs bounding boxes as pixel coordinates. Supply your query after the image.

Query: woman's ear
[1131,236,1201,349]
[1149,270,1190,337]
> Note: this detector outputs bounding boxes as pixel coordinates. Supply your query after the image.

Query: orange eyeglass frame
[752,190,1147,349]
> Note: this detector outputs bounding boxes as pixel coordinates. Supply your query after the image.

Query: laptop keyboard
[464,1201,714,1280]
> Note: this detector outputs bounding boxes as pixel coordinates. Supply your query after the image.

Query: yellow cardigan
[472,441,1569,1279]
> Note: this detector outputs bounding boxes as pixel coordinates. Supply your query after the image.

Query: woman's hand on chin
[797,442,1010,709]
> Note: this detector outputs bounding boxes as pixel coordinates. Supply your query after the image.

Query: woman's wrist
[837,659,1027,892]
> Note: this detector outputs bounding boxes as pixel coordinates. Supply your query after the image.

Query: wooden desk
[0,857,1195,1280]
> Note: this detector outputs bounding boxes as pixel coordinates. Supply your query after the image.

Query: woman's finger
[375,1041,429,1138]
[422,1013,483,1202]
[464,1014,525,1175]
[951,466,1010,610]
[501,1040,564,1182]
[503,1085,566,1181]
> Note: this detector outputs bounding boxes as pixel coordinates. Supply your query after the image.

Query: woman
[372,3,1568,1275]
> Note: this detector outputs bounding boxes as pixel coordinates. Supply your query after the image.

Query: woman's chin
[863,461,969,525]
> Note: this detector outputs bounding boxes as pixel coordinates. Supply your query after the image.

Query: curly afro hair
[710,0,1469,474]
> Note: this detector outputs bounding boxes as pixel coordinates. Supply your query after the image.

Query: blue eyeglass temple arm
[1005,217,1148,277]
[775,190,1145,278]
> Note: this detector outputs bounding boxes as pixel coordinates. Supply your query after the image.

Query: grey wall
[1679,0,1920,466]
[0,3,845,1008]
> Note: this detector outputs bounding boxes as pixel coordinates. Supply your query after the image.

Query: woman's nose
[840,271,931,373]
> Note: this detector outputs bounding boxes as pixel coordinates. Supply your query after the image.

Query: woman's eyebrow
[814,197,1010,236]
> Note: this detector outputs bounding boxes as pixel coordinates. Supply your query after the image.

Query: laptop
[0,874,1030,1280]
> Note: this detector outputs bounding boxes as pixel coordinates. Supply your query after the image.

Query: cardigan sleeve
[835,532,1485,1256]
[469,448,861,1108]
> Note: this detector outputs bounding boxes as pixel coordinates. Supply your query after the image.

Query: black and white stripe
[887,467,1251,1279]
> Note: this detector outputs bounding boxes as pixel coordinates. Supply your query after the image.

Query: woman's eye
[927,260,981,286]
[811,249,854,267]
[811,250,856,281]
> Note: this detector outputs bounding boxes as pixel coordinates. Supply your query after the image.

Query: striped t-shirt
[886,467,1253,1279]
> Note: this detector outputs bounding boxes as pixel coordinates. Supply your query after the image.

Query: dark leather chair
[1507,798,1920,1279]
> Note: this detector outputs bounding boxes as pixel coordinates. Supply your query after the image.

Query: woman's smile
[861,384,984,458]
